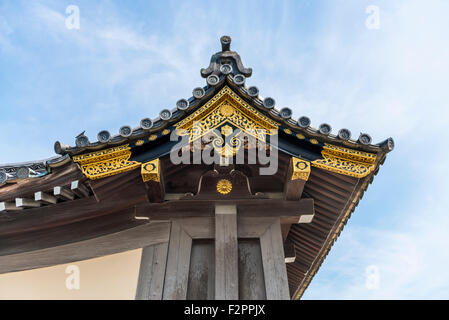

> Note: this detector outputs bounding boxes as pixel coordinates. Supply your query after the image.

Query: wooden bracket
[283,157,312,242]
[284,157,310,201]
[283,240,296,263]
[142,159,165,203]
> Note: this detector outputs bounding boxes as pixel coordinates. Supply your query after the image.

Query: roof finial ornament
[76,131,86,138]
[200,35,252,78]
[220,35,231,52]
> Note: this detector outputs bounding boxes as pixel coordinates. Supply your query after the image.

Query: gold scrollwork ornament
[73,145,141,180]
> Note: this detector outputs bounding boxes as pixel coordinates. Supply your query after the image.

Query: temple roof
[1,35,393,186]
[0,36,394,300]
[53,37,393,155]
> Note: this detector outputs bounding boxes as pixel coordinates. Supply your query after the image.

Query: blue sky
[1,0,448,299]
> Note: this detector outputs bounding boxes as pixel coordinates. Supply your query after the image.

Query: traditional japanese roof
[0,36,394,299]
[1,36,393,185]
[52,36,393,157]
[0,155,70,186]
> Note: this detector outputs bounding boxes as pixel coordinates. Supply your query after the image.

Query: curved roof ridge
[2,35,394,186]
[0,155,70,185]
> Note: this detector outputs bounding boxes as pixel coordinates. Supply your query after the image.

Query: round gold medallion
[219,104,234,117]
[216,179,232,195]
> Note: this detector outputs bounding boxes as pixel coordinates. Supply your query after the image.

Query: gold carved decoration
[220,104,234,117]
[72,145,141,180]
[321,144,377,163]
[175,86,279,157]
[291,158,311,181]
[221,124,233,137]
[311,144,377,178]
[141,159,160,182]
[216,179,232,195]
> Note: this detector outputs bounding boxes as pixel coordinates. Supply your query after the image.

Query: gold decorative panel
[311,144,377,178]
[291,158,311,181]
[141,159,160,182]
[72,145,141,180]
[320,144,376,163]
[175,86,279,157]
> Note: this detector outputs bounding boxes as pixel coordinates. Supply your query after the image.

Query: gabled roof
[53,35,394,157]
[0,36,394,300]
[1,35,393,186]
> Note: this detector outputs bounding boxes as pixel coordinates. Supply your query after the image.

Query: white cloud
[299,0,449,299]
[304,185,449,299]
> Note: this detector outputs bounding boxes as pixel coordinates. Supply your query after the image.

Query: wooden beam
[0,193,147,238]
[0,221,170,274]
[215,204,238,300]
[0,202,23,212]
[145,180,165,203]
[15,198,41,208]
[34,191,57,204]
[298,214,314,223]
[87,168,147,203]
[135,199,315,224]
[53,186,75,200]
[0,207,142,256]
[0,196,312,248]
[284,179,306,201]
[70,180,90,198]
[0,163,83,203]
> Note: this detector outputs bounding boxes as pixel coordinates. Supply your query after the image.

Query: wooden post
[136,242,169,300]
[260,218,290,299]
[215,204,238,300]
[161,218,214,300]
[162,221,192,300]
